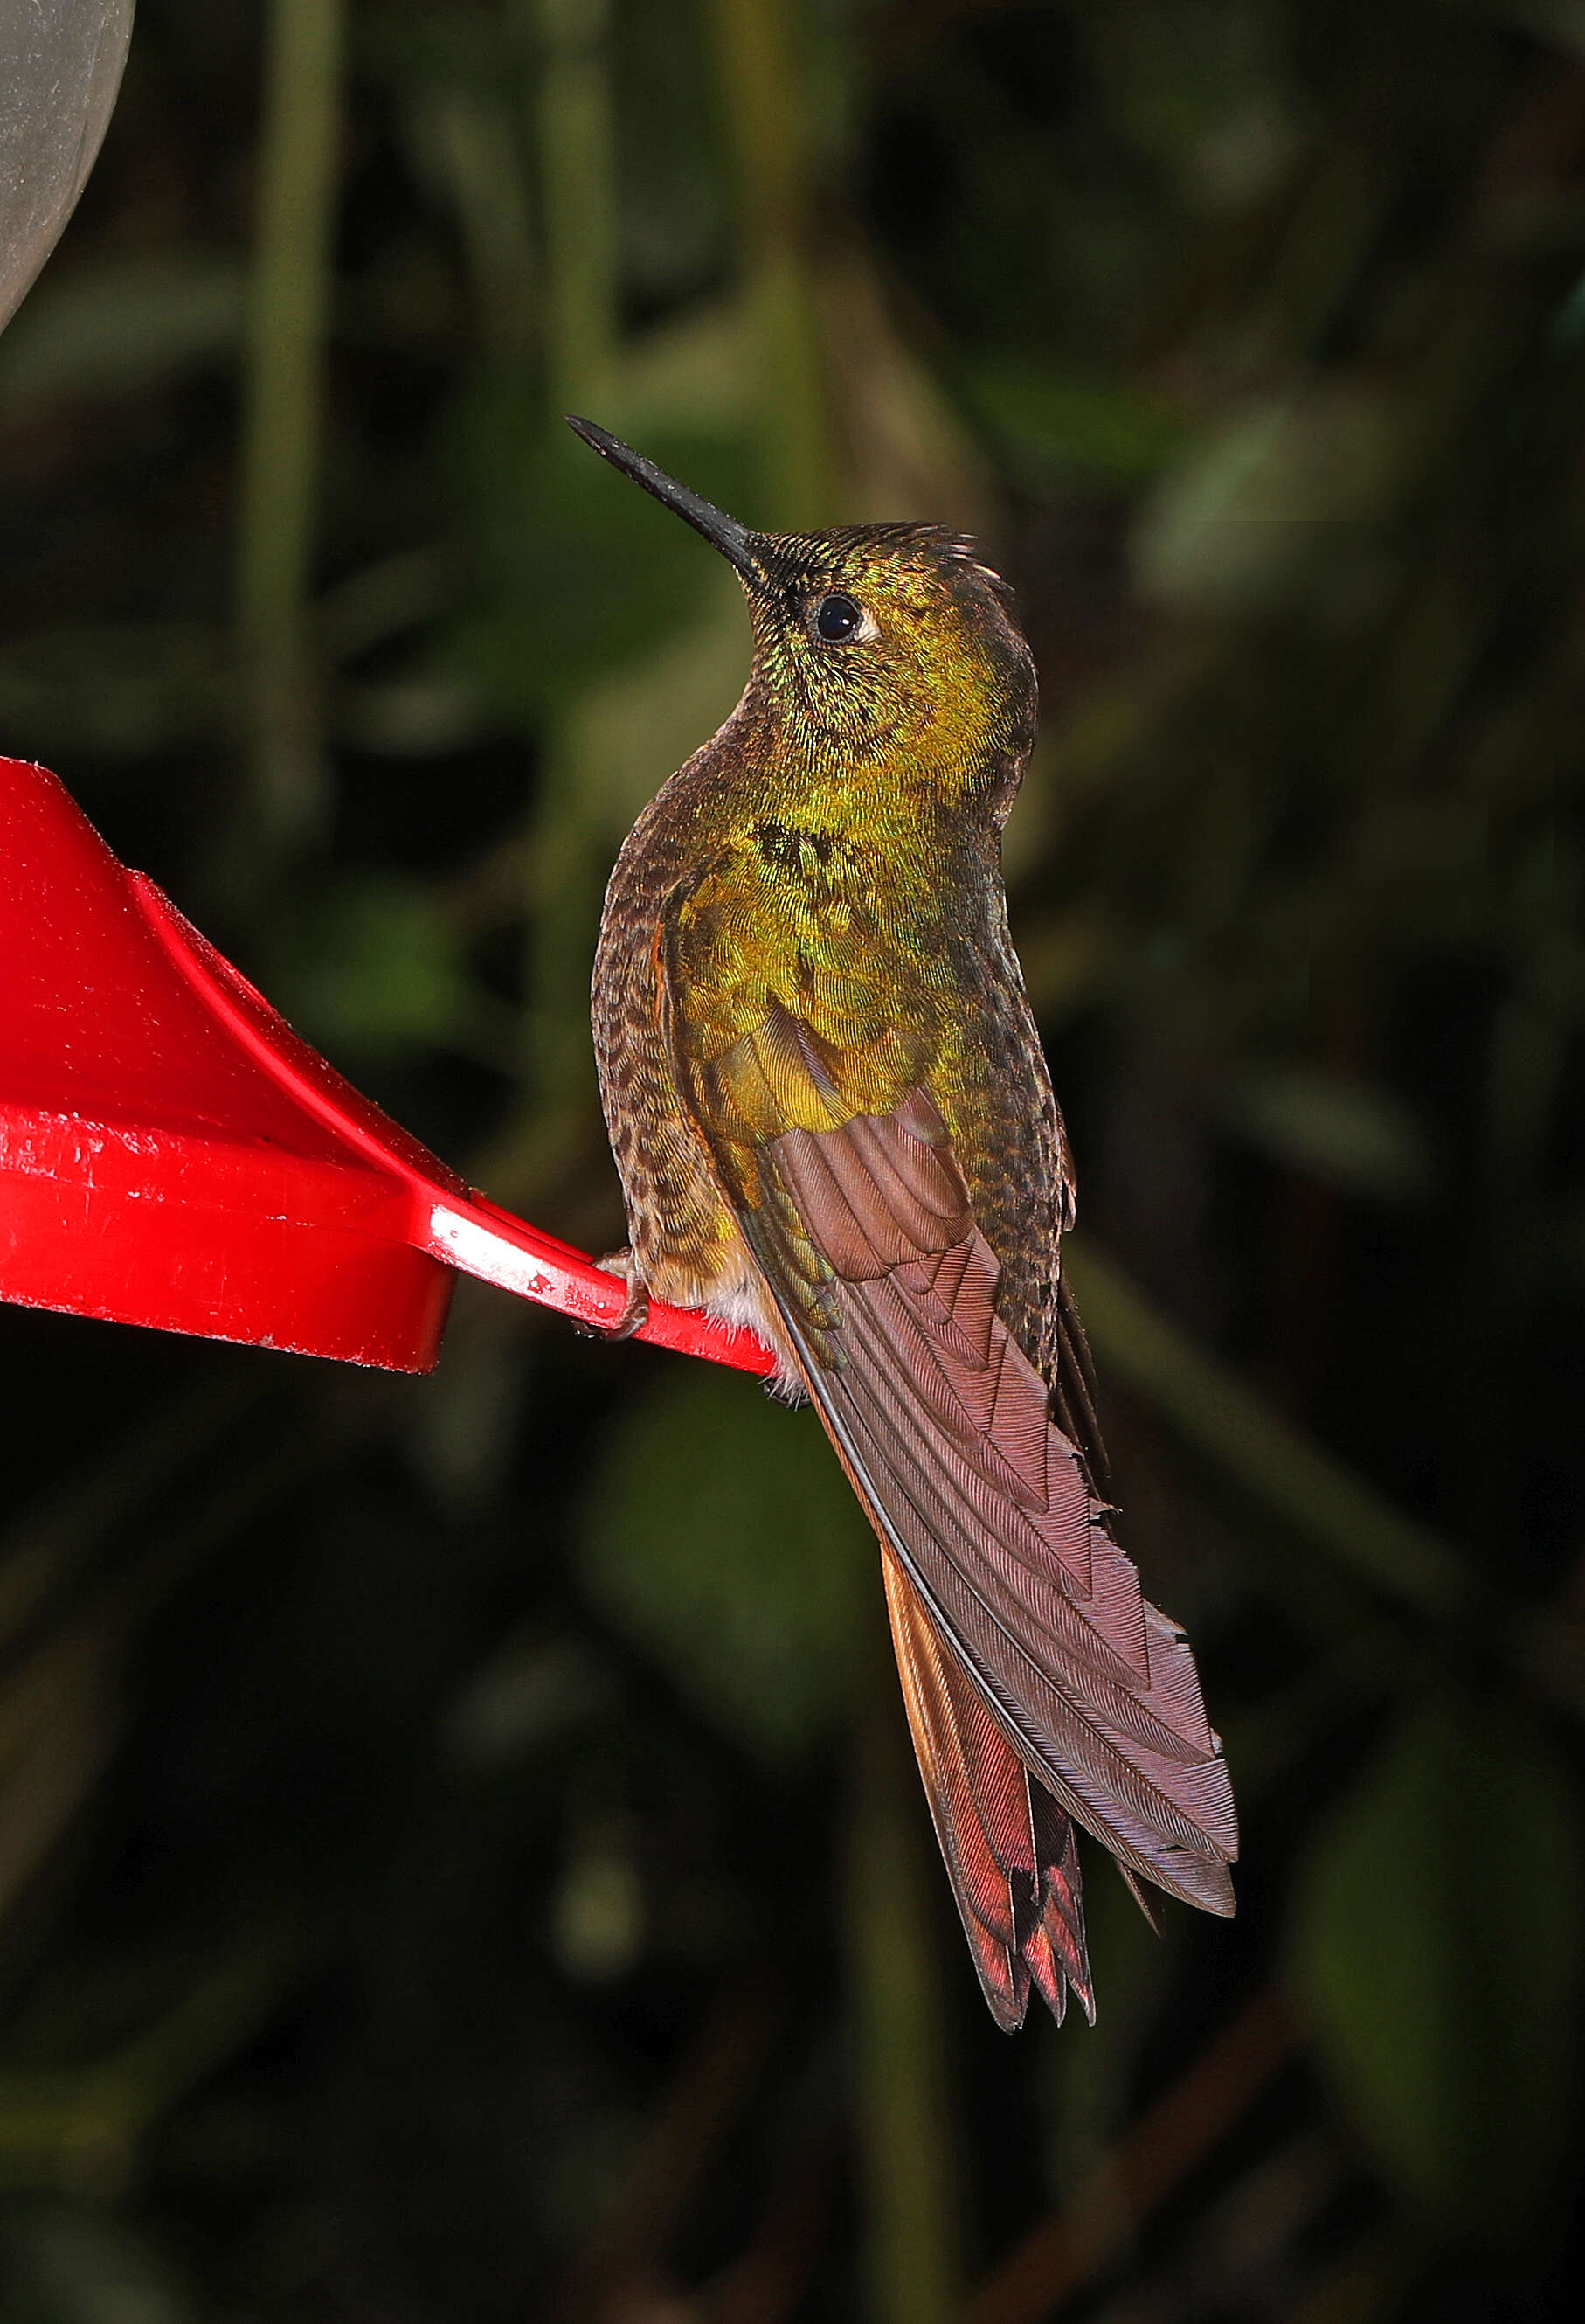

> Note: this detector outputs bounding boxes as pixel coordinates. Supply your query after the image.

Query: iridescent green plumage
[577,420,1236,2029]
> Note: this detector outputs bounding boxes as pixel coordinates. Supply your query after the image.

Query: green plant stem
[1059,1236,1580,1729]
[520,0,623,1140]
[706,0,833,525]
[1062,1238,1585,1722]
[420,85,537,364]
[846,1699,963,2324]
[236,0,346,861]
[968,1989,1294,2324]
[1062,1236,1474,1624]
[0,1931,307,2197]
[533,0,619,416]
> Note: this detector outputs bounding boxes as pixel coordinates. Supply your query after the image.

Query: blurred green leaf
[1132,388,1405,610]
[0,256,242,414]
[448,386,755,721]
[1225,1068,1434,1201]
[564,568,749,834]
[262,871,480,1060]
[0,626,226,760]
[582,1366,869,1764]
[1077,1,1304,214]
[550,1819,646,1984]
[962,357,1186,490]
[331,667,488,757]
[1288,1696,1585,2238]
[356,0,514,92]
[0,2203,202,2324]
[619,299,754,435]
[443,1635,613,1772]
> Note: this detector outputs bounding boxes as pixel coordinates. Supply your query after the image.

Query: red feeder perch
[0,757,773,1382]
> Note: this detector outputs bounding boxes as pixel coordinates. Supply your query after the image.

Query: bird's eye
[814,593,862,642]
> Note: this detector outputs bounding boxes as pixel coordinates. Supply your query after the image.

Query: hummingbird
[569,416,1236,2029]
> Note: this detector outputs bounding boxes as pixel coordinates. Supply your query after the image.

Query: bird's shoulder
[664,813,949,1126]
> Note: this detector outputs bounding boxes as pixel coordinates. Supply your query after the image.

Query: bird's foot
[581,1249,651,1342]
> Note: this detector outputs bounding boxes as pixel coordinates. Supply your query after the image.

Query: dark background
[2,2,1583,2318]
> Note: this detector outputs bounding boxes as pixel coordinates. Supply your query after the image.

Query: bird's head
[568,418,1037,818]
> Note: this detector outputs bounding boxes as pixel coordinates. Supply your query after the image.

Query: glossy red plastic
[0,757,774,1379]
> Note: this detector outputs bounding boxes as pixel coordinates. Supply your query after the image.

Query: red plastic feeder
[0,757,773,1380]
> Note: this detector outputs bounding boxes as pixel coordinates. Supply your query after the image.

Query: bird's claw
[578,1250,651,1342]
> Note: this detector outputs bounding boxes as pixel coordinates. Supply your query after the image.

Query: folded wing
[669,968,1237,2013]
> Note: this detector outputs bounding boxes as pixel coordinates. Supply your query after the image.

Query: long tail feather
[882,1551,1094,2030]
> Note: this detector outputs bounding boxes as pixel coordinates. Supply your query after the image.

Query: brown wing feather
[738,1080,1237,1918]
[1051,1269,1111,1500]
[882,1552,1092,2029]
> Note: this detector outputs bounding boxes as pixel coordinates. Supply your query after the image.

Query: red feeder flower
[0,758,773,1381]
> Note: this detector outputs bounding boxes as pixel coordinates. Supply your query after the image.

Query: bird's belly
[653,1235,804,1397]
[622,1154,803,1394]
[593,826,806,1388]
[595,985,804,1388]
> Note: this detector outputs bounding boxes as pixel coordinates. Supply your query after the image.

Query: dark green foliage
[450,389,754,720]
[585,1366,870,1766]
[1290,1696,1585,2238]
[263,871,479,1058]
[2,2,1584,2320]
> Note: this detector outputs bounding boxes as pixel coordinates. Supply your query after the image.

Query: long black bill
[565,415,765,588]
